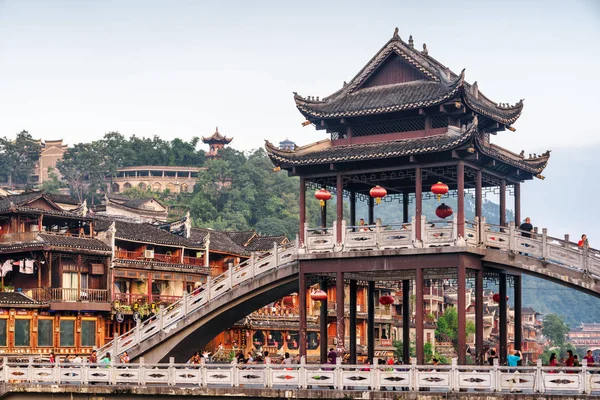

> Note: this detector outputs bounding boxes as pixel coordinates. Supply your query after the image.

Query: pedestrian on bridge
[578,234,589,248]
[585,350,595,367]
[519,218,533,238]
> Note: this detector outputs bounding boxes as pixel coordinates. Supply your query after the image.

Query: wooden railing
[112,293,182,306]
[114,250,143,260]
[153,253,180,264]
[3,357,600,394]
[48,288,108,302]
[183,256,204,266]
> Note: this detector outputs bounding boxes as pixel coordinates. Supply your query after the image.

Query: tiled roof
[295,77,464,119]
[266,125,475,166]
[122,198,166,210]
[475,135,549,175]
[38,234,111,252]
[225,231,257,247]
[0,241,44,251]
[0,192,87,218]
[294,32,523,126]
[44,193,80,206]
[0,192,45,213]
[189,228,249,256]
[202,127,233,144]
[245,235,289,252]
[94,218,204,249]
[0,292,38,305]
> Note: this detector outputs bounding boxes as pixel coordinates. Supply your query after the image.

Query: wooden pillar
[299,178,306,244]
[457,262,466,365]
[415,267,424,364]
[367,281,375,361]
[402,192,409,224]
[336,174,343,243]
[368,197,374,225]
[319,277,328,363]
[514,275,522,365]
[499,274,508,364]
[457,161,465,237]
[299,271,307,358]
[349,279,357,364]
[147,273,153,304]
[77,255,82,301]
[415,167,422,240]
[336,271,345,354]
[402,279,410,363]
[514,183,521,225]
[475,269,484,364]
[475,169,482,220]
[500,179,506,226]
[350,191,356,227]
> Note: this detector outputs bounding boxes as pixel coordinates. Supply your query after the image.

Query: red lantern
[492,293,509,303]
[369,185,387,205]
[379,295,394,306]
[435,203,453,219]
[431,182,449,201]
[310,289,327,302]
[314,188,332,207]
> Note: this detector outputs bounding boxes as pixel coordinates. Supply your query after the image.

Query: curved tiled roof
[266,125,476,166]
[475,135,549,175]
[225,231,257,247]
[294,32,523,126]
[38,234,111,252]
[245,235,288,252]
[189,228,249,256]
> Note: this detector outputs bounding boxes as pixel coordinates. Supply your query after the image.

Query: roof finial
[472,81,479,99]
[422,43,428,56]
[408,35,414,48]
[215,126,219,133]
[393,27,400,40]
[343,81,347,87]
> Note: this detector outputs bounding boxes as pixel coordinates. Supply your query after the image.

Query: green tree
[40,170,66,194]
[57,142,107,202]
[0,130,41,187]
[435,306,475,350]
[542,314,569,347]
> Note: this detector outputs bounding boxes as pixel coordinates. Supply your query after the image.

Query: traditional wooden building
[0,192,111,356]
[202,127,233,158]
[265,29,550,364]
[93,194,169,223]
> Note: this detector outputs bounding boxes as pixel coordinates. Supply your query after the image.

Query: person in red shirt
[578,234,589,248]
[584,349,595,367]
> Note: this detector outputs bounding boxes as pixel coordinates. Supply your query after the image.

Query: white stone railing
[303,217,600,278]
[2,357,600,394]
[96,241,299,360]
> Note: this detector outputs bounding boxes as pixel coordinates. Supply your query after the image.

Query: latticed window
[329,126,347,140]
[352,117,425,137]
[431,115,448,129]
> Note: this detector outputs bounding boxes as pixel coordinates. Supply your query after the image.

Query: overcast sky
[0,0,599,241]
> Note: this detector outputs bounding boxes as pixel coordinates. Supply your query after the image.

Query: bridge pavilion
[266,29,550,364]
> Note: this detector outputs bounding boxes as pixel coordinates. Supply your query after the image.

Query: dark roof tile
[0,292,38,305]
[189,228,249,256]
[245,235,289,252]
[38,234,111,252]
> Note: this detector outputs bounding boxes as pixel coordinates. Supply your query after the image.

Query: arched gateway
[264,29,550,366]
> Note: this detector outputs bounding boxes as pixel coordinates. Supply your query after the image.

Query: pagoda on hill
[265,29,550,365]
[202,127,233,158]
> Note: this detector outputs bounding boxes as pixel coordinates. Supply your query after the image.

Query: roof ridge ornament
[472,81,479,99]
[393,27,400,40]
[408,35,414,48]
[422,43,428,56]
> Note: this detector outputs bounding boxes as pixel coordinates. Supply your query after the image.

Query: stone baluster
[139,357,146,386]
[159,305,165,331]
[583,242,589,274]
[508,222,516,252]
[542,228,548,260]
[182,291,188,316]
[249,252,256,279]
[451,358,458,391]
[299,356,306,389]
[273,242,279,267]
[206,278,212,301]
[481,217,487,247]
[200,357,207,387]
[534,359,542,393]
[168,357,175,386]
[564,234,570,247]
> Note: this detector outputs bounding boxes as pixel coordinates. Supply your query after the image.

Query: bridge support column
[499,273,508,365]
[299,178,306,245]
[475,169,482,221]
[350,191,356,227]
[475,269,484,364]
[457,263,466,365]
[457,161,465,238]
[514,275,522,365]
[500,179,506,227]
[402,279,410,364]
[336,271,345,355]
[514,183,521,225]
[415,167,422,241]
[367,280,375,362]
[349,279,357,364]
[336,174,343,243]
[319,277,328,363]
[415,267,424,364]
[368,197,374,225]
[402,192,409,224]
[299,271,307,358]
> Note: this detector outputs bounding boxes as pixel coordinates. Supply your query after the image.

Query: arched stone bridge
[97,218,600,363]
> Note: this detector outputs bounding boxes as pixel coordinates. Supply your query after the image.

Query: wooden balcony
[183,256,204,266]
[23,288,109,305]
[112,293,182,306]
[115,250,202,266]
[0,232,39,243]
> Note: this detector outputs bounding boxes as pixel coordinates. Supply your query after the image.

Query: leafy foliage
[0,130,41,187]
[435,307,476,350]
[542,313,569,347]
